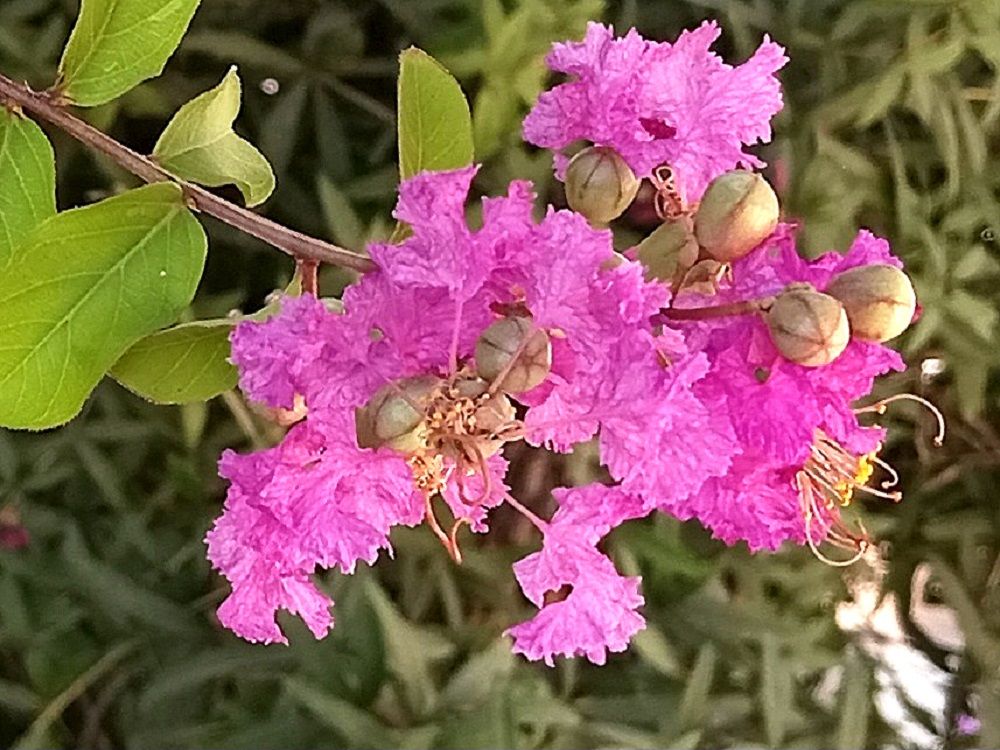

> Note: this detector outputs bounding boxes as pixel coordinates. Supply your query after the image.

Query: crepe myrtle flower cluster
[206,21,942,665]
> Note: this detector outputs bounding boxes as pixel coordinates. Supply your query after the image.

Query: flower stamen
[797,429,899,566]
[651,165,689,220]
[854,393,945,447]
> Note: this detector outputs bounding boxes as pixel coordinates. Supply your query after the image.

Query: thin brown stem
[660,296,773,321]
[0,72,377,273]
[297,259,319,296]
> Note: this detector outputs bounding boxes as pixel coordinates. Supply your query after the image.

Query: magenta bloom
[507,485,647,665]
[207,167,719,651]
[658,227,909,552]
[523,21,787,203]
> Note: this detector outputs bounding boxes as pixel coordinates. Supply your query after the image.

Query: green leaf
[57,0,201,107]
[153,66,275,206]
[110,319,237,404]
[284,678,397,748]
[0,111,55,268]
[835,649,871,750]
[397,47,474,180]
[760,633,791,747]
[13,642,136,750]
[0,183,207,429]
[678,643,716,730]
[365,580,455,718]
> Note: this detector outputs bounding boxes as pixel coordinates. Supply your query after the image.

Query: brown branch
[0,72,377,274]
[660,297,773,321]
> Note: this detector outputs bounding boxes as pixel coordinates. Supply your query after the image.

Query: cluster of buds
[766,262,916,367]
[354,316,552,559]
[629,169,779,300]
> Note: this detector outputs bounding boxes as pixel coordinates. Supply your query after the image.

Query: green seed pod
[355,375,440,452]
[475,317,552,394]
[825,264,916,343]
[564,146,640,224]
[695,170,779,263]
[766,286,850,367]
[635,216,699,283]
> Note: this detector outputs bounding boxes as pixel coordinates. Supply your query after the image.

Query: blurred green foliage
[1,0,998,748]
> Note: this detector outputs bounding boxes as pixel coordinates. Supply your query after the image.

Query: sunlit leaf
[0,111,55,269]
[153,66,275,206]
[0,183,207,429]
[397,47,474,180]
[58,0,201,107]
[110,319,237,404]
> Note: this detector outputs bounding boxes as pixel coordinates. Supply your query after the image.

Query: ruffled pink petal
[523,22,786,200]
[230,295,332,409]
[206,420,423,644]
[506,486,648,666]
[441,454,510,533]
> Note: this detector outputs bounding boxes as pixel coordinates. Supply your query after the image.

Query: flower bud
[766,285,849,367]
[355,375,440,452]
[635,216,699,283]
[475,317,552,394]
[564,146,640,224]
[825,264,916,343]
[695,170,779,263]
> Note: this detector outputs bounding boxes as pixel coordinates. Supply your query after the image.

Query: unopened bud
[355,375,440,452]
[825,264,916,343]
[695,170,779,263]
[635,216,699,283]
[475,317,552,394]
[766,285,849,367]
[564,146,640,224]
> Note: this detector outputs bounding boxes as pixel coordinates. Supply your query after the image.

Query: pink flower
[658,227,910,552]
[210,167,719,646]
[507,485,647,665]
[207,407,426,643]
[523,21,787,203]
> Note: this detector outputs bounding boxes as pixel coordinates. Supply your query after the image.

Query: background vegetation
[1,0,998,747]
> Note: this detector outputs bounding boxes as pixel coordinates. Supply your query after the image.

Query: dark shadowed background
[0,0,998,747]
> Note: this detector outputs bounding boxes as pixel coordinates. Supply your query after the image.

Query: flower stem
[659,297,773,321]
[0,72,377,274]
[298,259,319,296]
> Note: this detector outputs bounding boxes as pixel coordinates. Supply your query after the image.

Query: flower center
[393,373,522,562]
[797,430,900,567]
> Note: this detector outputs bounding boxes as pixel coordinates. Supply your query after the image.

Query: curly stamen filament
[651,165,688,221]
[854,484,903,503]
[424,493,461,563]
[803,468,850,507]
[855,393,945,446]
[871,455,900,488]
[501,491,548,534]
[448,518,469,556]
[798,474,868,567]
[469,442,493,506]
